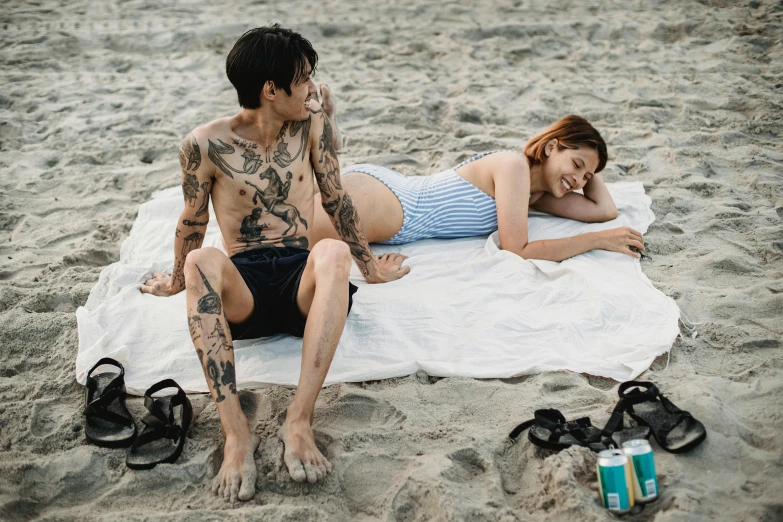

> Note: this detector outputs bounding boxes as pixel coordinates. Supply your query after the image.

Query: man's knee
[310,240,351,280]
[184,247,226,288]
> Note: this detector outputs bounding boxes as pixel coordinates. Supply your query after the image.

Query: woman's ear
[544,138,558,157]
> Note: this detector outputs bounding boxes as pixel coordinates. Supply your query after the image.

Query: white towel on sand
[75,181,680,395]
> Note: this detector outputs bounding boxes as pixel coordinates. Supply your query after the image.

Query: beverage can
[622,439,659,503]
[596,449,635,513]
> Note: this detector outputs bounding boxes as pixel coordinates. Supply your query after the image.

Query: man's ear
[261,80,276,102]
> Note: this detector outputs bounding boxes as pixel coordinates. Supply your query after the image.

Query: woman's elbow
[589,207,618,223]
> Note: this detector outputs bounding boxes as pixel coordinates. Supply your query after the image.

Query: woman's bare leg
[311,173,403,246]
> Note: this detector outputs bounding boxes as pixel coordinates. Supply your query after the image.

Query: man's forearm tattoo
[337,193,361,242]
[346,241,373,276]
[183,219,208,227]
[314,112,373,276]
[173,232,204,288]
[322,197,340,218]
[179,134,201,172]
[316,113,341,199]
[195,265,221,315]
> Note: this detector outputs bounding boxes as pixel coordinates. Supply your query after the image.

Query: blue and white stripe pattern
[343,151,519,245]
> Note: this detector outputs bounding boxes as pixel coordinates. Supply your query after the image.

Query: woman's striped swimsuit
[343,151,517,245]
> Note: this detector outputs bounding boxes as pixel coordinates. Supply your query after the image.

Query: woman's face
[543,140,600,197]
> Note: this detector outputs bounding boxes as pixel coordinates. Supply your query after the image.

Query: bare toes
[287,456,307,482]
[238,476,256,501]
[230,475,240,503]
[304,462,318,484]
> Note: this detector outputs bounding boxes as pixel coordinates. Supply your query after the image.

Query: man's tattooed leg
[187,264,238,405]
[196,265,221,315]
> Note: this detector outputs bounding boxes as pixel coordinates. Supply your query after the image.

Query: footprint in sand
[441,448,487,483]
[316,394,407,434]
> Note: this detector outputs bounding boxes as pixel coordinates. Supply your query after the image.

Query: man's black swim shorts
[228,246,358,340]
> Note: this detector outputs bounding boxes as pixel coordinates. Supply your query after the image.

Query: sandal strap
[509,409,565,442]
[131,379,187,448]
[600,400,627,439]
[84,358,133,427]
[509,418,536,442]
[618,381,660,406]
[509,409,601,446]
[657,411,693,447]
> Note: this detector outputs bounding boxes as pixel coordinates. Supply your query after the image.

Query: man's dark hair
[226,25,318,109]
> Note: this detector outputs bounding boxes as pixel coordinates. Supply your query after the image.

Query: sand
[1,0,782,520]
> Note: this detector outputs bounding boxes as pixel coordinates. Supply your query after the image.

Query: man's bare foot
[211,430,260,502]
[319,84,342,151]
[278,419,332,484]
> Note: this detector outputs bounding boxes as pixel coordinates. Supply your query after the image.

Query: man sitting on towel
[140,25,409,501]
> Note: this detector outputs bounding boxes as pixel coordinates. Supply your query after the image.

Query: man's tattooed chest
[209,126,313,250]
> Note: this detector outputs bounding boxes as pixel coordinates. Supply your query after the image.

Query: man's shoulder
[188,117,232,144]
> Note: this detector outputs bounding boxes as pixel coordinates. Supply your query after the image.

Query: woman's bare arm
[492,155,640,261]
[530,173,618,223]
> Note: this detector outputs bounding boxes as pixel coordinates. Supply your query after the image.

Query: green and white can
[622,439,659,503]
[596,449,634,513]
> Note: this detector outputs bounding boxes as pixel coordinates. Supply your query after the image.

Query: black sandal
[84,358,137,448]
[614,381,706,453]
[509,409,611,452]
[126,379,192,470]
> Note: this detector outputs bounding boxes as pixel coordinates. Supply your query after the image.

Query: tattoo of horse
[244,167,308,235]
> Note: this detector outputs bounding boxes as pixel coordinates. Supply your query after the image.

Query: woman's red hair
[524,115,608,173]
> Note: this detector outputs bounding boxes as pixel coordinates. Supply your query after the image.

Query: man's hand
[365,253,410,284]
[140,272,182,296]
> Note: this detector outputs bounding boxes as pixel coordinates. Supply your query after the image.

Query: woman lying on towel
[310,114,645,261]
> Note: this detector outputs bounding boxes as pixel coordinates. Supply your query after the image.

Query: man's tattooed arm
[171,132,214,291]
[311,111,381,280]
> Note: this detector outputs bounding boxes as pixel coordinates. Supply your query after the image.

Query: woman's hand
[594,227,645,258]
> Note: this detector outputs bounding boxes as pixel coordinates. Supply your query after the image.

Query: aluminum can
[596,449,635,513]
[622,439,659,503]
